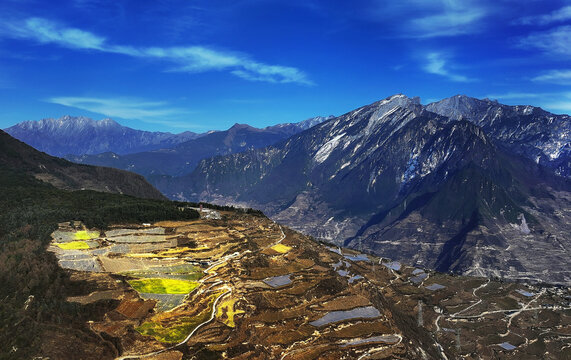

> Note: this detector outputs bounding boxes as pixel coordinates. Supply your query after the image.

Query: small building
[426,283,446,291]
[499,342,516,351]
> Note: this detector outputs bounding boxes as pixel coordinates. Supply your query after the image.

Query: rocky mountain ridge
[155,94,571,285]
[427,95,570,176]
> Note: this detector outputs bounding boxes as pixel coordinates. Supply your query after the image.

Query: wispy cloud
[1,17,313,85]
[485,92,543,100]
[8,17,106,50]
[410,3,487,38]
[514,5,571,26]
[46,96,193,127]
[371,0,490,38]
[518,25,571,57]
[422,53,472,82]
[532,69,571,85]
[485,91,571,114]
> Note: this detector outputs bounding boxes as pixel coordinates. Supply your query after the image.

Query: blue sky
[0,0,570,132]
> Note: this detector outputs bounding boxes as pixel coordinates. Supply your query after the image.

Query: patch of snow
[511,213,531,234]
[314,133,345,164]
[401,156,419,184]
[351,143,362,156]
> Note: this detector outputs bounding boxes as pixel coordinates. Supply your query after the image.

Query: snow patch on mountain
[512,213,531,234]
[314,133,345,164]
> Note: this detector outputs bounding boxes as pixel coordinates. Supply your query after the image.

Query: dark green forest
[0,166,200,359]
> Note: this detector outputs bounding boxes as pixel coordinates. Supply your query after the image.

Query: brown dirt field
[363,345,408,359]
[153,220,200,228]
[264,326,314,345]
[326,320,393,339]
[99,256,180,273]
[147,351,183,360]
[312,265,330,272]
[255,292,298,308]
[252,306,308,323]
[116,299,156,319]
[188,324,231,345]
[249,260,314,280]
[93,320,136,337]
[317,295,372,311]
[67,290,124,304]
[175,223,228,233]
[231,352,266,360]
[285,344,333,360]
[283,279,321,295]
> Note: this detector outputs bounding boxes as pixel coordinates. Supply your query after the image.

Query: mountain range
[427,95,570,177]
[153,95,571,285]
[4,115,202,157]
[65,116,333,177]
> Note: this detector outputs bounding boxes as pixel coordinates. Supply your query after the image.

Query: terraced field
[49,211,570,359]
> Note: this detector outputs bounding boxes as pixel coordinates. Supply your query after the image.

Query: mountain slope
[68,116,332,177]
[4,115,200,157]
[0,130,165,200]
[427,95,571,176]
[157,95,571,284]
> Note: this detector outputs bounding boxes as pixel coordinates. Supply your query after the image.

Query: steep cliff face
[0,130,165,200]
[157,95,571,284]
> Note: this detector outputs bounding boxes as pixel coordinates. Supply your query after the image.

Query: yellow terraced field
[271,244,292,253]
[74,230,100,240]
[55,241,90,250]
[216,297,244,328]
[128,278,199,294]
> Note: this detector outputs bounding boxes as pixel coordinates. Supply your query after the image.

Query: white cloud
[1,17,312,85]
[532,69,571,85]
[233,63,314,85]
[515,5,571,26]
[485,91,571,114]
[485,92,543,100]
[518,25,571,57]
[9,17,106,50]
[372,0,490,38]
[411,7,487,38]
[544,100,571,113]
[422,53,472,82]
[47,96,192,127]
